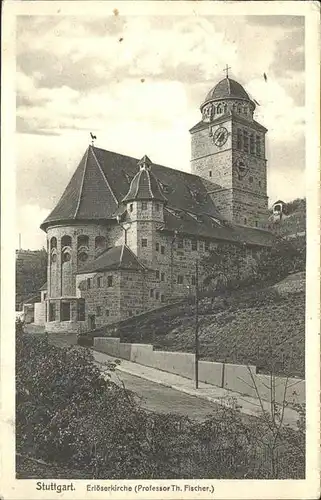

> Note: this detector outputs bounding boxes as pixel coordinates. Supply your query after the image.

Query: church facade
[38,75,273,333]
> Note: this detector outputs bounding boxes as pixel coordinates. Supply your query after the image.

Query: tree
[16,326,305,479]
[254,236,305,283]
[201,242,256,293]
[16,248,47,308]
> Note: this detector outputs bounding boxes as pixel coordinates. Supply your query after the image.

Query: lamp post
[170,230,178,295]
[195,259,199,389]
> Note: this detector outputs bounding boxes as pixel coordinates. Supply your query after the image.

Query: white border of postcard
[1,1,320,499]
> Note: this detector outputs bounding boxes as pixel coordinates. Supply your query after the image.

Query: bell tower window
[243,131,249,152]
[256,135,261,156]
[250,133,255,154]
[237,129,242,150]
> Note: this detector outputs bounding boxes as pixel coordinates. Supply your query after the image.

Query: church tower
[190,71,268,229]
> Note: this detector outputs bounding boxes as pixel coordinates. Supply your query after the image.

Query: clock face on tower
[213,127,228,147]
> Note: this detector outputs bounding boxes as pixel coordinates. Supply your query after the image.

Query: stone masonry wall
[79,270,121,328]
[190,113,268,228]
[46,223,113,300]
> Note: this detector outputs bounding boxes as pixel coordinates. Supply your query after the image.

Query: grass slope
[121,273,305,379]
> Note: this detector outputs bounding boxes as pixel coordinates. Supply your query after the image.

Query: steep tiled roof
[41,144,273,248]
[41,145,223,230]
[41,147,118,229]
[162,209,274,248]
[77,245,145,274]
[122,155,167,203]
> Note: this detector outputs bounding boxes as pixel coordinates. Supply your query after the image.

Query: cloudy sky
[16,12,305,249]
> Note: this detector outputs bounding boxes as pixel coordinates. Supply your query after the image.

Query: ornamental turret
[121,155,167,264]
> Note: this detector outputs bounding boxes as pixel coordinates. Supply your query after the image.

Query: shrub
[16,329,304,479]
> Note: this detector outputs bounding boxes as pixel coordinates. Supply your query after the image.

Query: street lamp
[194,259,199,389]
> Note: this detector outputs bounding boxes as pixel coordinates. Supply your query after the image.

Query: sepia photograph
[1,1,320,499]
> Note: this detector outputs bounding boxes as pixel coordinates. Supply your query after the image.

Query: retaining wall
[93,337,305,405]
[34,302,45,326]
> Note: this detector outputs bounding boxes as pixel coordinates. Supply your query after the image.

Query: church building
[36,74,273,333]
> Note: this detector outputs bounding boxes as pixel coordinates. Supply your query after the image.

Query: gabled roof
[41,145,223,230]
[77,245,145,274]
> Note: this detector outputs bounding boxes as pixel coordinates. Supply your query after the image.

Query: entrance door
[89,314,96,330]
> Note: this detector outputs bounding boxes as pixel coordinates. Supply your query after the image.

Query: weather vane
[223,64,231,78]
[90,132,97,146]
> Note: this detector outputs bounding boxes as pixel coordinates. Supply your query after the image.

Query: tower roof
[122,155,167,204]
[204,77,250,103]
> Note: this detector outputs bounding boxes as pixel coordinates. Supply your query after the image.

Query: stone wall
[93,337,305,405]
[79,270,121,328]
[190,113,268,228]
[23,304,34,324]
[34,302,46,325]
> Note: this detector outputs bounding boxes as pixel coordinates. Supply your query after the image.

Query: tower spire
[223,64,231,78]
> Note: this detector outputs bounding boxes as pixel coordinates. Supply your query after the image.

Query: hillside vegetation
[115,272,305,379]
[269,198,306,237]
[16,326,305,479]
[16,249,47,309]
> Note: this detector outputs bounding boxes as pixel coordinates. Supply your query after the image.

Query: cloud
[15,14,306,249]
[247,77,305,143]
[270,26,304,77]
[245,16,304,28]
[16,204,49,250]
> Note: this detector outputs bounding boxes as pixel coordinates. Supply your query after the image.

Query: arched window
[223,103,227,113]
[95,236,106,250]
[237,104,242,113]
[77,235,89,248]
[217,104,222,114]
[51,252,57,264]
[61,235,72,249]
[50,237,57,251]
